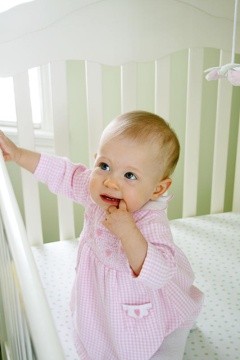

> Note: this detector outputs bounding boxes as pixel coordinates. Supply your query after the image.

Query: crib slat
[154,57,171,120]
[85,61,104,167]
[183,48,204,217]
[211,51,233,214]
[13,72,43,245]
[121,62,137,113]
[0,151,65,360]
[233,118,240,211]
[50,62,75,240]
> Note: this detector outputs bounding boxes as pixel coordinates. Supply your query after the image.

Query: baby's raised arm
[0,130,40,173]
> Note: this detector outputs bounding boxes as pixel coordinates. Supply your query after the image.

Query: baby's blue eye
[99,162,110,171]
[125,172,137,180]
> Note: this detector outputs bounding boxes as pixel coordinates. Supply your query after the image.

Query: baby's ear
[151,178,172,200]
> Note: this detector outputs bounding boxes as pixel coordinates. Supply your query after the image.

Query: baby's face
[89,136,167,212]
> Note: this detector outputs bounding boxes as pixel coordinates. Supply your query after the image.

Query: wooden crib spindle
[85,61,104,167]
[50,61,75,241]
[233,119,240,212]
[121,62,137,113]
[13,71,43,245]
[183,48,204,217]
[0,151,65,360]
[211,50,233,214]
[154,56,171,121]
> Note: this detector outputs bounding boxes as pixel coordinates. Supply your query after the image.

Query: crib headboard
[0,0,239,245]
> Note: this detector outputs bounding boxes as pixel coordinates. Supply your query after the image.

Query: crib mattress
[171,212,240,360]
[32,212,240,360]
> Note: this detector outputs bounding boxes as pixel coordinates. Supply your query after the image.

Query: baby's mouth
[100,194,120,207]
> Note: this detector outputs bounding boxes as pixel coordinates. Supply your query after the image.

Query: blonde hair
[101,111,180,179]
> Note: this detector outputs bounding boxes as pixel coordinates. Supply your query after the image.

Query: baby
[0,110,203,360]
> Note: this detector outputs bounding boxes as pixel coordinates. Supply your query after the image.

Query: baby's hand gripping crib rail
[0,150,65,360]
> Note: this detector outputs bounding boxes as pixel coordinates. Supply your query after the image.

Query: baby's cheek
[89,175,99,201]
[125,196,141,213]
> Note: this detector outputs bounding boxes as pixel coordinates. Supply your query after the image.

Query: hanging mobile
[204,0,240,86]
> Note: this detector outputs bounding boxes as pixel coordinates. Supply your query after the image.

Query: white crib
[0,1,240,359]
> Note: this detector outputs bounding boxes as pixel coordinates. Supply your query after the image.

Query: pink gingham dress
[34,154,204,360]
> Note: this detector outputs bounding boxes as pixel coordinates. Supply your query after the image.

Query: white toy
[205,0,240,86]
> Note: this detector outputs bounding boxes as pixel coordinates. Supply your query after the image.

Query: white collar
[141,194,173,211]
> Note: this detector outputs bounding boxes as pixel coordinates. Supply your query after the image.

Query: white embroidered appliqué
[122,303,152,319]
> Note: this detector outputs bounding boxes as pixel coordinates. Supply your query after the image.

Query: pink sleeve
[34,153,91,205]
[135,214,177,289]
[136,242,176,289]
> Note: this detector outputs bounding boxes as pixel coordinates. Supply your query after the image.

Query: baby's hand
[103,200,137,239]
[103,199,147,275]
[0,131,21,162]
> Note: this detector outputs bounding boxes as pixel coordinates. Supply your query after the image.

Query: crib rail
[0,151,65,360]
[0,214,34,360]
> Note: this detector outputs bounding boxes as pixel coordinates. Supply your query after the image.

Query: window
[0,65,53,151]
[0,77,16,125]
[28,67,42,127]
[0,66,53,131]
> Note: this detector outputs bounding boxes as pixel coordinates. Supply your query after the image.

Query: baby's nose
[104,177,119,190]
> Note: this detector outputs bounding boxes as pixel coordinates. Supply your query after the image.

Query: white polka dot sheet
[32,240,80,360]
[31,212,240,360]
[170,212,240,360]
